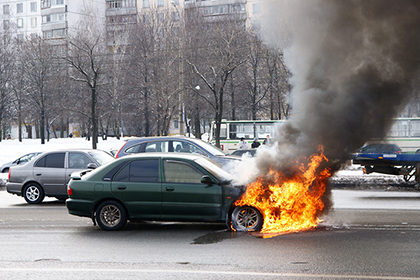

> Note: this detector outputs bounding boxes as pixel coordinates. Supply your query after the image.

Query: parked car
[231,149,257,157]
[115,136,239,166]
[1,152,42,173]
[66,153,263,232]
[7,149,115,204]
[355,143,402,154]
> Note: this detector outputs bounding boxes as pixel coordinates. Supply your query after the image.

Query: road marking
[0,267,418,279]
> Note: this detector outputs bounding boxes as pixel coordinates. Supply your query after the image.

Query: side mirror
[87,163,97,169]
[201,175,213,186]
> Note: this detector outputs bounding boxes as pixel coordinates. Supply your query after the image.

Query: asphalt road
[0,189,420,280]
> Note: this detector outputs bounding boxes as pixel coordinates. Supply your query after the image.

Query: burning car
[66,153,263,231]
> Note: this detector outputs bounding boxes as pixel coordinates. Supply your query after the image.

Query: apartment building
[0,0,105,40]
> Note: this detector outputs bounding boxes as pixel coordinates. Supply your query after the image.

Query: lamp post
[172,0,185,136]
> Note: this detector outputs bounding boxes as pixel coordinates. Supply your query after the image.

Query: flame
[234,146,331,234]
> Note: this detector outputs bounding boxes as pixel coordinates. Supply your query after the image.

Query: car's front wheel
[96,200,127,231]
[231,206,263,232]
[23,183,44,204]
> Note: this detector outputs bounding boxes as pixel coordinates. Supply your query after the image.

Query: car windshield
[189,139,226,156]
[88,151,115,165]
[195,157,232,181]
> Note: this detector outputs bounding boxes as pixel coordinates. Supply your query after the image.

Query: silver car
[0,152,42,173]
[7,149,115,204]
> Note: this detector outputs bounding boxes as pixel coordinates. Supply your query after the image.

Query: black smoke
[227,1,420,215]
[255,0,420,174]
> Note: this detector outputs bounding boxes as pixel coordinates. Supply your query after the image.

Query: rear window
[35,153,65,168]
[114,159,159,182]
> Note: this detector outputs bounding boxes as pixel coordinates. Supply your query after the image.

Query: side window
[114,159,159,183]
[163,160,203,183]
[173,141,205,156]
[68,152,92,169]
[35,153,65,168]
[145,141,168,153]
[125,143,145,154]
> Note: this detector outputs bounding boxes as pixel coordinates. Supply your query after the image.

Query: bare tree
[185,11,249,147]
[22,37,59,144]
[127,8,180,136]
[0,29,16,141]
[65,12,107,149]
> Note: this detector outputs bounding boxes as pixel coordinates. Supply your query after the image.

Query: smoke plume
[230,0,420,212]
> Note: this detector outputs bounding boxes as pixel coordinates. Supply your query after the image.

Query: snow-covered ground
[0,137,415,188]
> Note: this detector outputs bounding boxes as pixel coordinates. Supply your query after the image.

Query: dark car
[0,152,42,173]
[355,143,402,154]
[66,153,263,232]
[7,149,115,204]
[231,149,257,157]
[115,136,238,166]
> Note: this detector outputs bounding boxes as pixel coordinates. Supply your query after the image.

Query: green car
[66,153,263,231]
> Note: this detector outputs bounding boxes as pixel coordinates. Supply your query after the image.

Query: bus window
[220,123,227,140]
[229,124,237,140]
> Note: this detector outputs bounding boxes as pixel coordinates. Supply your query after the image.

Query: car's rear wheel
[96,200,127,231]
[231,206,263,232]
[23,183,44,204]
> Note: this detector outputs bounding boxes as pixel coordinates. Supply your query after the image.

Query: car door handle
[117,185,127,190]
[36,173,42,176]
[165,187,175,191]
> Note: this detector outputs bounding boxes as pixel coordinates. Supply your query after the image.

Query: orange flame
[234,146,331,233]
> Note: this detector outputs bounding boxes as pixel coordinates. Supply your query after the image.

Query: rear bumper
[6,182,23,196]
[66,198,94,218]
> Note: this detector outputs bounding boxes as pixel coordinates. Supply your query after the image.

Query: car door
[161,159,222,221]
[111,159,162,219]
[33,152,67,196]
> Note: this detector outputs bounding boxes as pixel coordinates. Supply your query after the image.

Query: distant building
[0,0,105,40]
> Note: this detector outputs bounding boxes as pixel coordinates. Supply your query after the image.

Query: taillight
[8,168,11,180]
[67,185,73,196]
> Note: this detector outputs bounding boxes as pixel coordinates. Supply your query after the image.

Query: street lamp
[172,0,185,136]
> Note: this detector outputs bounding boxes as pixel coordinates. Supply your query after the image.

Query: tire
[2,168,9,173]
[231,206,263,232]
[96,200,127,231]
[23,183,44,204]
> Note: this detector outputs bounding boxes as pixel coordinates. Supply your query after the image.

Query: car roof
[119,152,206,161]
[124,136,205,143]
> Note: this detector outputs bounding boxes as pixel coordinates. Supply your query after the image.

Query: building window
[30,2,37,12]
[31,17,37,27]
[41,0,51,9]
[52,0,64,6]
[3,5,9,15]
[157,0,164,7]
[52,28,66,38]
[143,0,149,8]
[43,30,52,38]
[42,15,51,23]
[3,20,9,30]
[17,18,24,28]
[17,3,23,13]
[143,14,150,23]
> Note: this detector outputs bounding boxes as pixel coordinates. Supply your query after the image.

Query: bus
[209,118,420,153]
[377,117,420,152]
[208,120,285,152]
